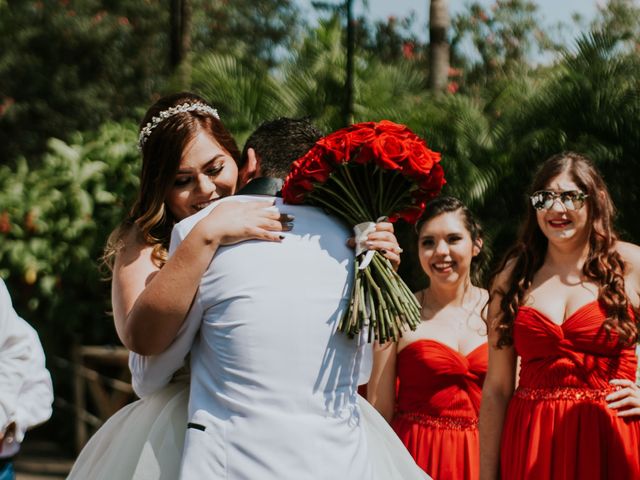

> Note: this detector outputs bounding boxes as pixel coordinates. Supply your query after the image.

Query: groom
[130,118,375,479]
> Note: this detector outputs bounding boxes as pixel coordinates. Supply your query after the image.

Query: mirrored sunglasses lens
[562,197,576,210]
[531,195,543,210]
[543,195,555,210]
[561,192,584,210]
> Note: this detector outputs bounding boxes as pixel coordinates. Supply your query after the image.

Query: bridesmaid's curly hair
[491,152,638,347]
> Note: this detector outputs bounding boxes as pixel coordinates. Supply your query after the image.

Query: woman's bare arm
[367,341,398,422]
[113,201,286,355]
[479,269,517,480]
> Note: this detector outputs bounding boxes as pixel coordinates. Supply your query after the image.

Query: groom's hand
[203,201,294,245]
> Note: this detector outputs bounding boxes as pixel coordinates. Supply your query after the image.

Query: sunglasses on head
[529,190,588,211]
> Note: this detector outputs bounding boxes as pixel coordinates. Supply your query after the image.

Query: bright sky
[301,1,602,41]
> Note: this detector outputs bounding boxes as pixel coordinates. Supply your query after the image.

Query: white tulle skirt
[67,382,429,480]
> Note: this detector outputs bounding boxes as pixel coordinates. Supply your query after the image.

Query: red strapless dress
[392,339,488,480]
[501,301,640,479]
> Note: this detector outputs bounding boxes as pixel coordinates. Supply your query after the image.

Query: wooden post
[72,344,86,454]
[343,0,355,126]
[72,345,133,452]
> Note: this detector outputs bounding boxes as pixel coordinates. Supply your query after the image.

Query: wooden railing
[65,345,135,453]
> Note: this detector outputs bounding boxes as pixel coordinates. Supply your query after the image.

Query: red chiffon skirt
[501,302,640,479]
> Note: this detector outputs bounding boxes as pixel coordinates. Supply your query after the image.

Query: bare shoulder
[484,258,518,340]
[616,241,640,300]
[490,258,517,296]
[114,226,155,271]
[616,241,640,271]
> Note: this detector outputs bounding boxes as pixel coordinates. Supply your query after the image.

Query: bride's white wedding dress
[68,381,428,480]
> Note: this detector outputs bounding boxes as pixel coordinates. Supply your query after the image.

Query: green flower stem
[371,255,421,330]
[306,193,361,227]
[325,170,370,220]
[358,280,367,332]
[341,165,373,219]
[302,163,427,343]
[346,260,362,337]
[384,187,414,216]
[373,274,406,336]
[367,282,377,341]
[361,163,379,218]
[364,266,394,342]
[310,184,363,223]
[379,170,405,212]
[382,172,416,214]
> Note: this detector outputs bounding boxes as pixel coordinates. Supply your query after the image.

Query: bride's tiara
[138,102,220,150]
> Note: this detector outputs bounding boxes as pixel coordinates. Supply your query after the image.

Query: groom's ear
[238,148,261,188]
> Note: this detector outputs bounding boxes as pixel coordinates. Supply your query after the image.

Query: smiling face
[418,210,481,286]
[165,129,239,221]
[535,170,590,247]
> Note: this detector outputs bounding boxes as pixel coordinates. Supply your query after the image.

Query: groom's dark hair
[242,117,323,179]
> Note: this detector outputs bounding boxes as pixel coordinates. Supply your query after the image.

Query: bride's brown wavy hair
[491,152,638,347]
[102,92,241,271]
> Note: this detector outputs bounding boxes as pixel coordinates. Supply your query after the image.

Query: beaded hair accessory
[138,102,220,150]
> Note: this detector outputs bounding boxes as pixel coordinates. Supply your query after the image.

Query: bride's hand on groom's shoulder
[201,201,294,246]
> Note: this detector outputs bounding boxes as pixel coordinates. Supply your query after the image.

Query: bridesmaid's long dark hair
[491,152,637,347]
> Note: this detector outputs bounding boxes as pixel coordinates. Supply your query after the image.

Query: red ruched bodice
[392,339,487,480]
[501,301,640,479]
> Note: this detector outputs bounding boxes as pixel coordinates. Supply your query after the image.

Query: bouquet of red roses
[282,120,445,343]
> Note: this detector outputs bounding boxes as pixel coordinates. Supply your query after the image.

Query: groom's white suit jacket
[130,195,373,480]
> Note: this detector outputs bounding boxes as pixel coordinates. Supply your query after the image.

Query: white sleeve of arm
[13,320,53,443]
[0,280,31,434]
[130,210,210,397]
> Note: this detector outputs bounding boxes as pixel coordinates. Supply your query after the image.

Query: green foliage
[0,0,303,164]
[592,0,640,42]
[0,1,168,162]
[192,54,290,145]
[451,0,558,88]
[0,121,139,346]
[191,0,302,68]
[193,14,430,136]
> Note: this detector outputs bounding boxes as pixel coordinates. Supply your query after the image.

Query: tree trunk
[343,0,355,126]
[428,0,450,92]
[170,0,192,88]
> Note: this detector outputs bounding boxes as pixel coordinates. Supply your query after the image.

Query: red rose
[391,205,424,224]
[420,162,446,192]
[345,121,376,131]
[375,120,413,139]
[281,174,315,203]
[316,131,350,164]
[371,133,408,170]
[345,125,376,147]
[352,144,375,165]
[403,140,440,182]
[297,150,333,183]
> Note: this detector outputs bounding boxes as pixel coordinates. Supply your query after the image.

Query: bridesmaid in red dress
[368,196,488,480]
[480,152,640,480]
